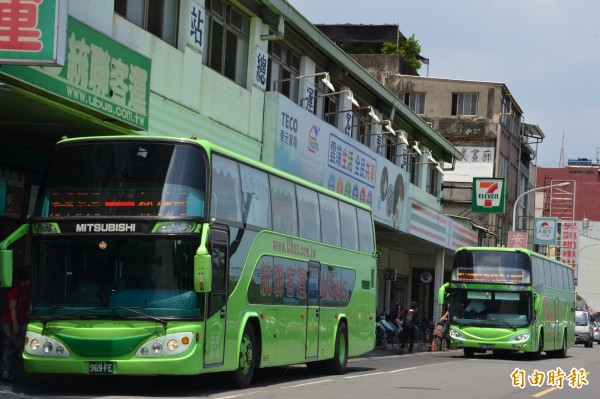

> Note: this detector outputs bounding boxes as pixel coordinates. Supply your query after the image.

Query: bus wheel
[325,322,348,374]
[554,332,568,358]
[229,323,256,389]
[463,348,475,358]
[528,334,543,360]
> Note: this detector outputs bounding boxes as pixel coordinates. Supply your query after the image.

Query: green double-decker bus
[0,136,378,388]
[439,247,575,359]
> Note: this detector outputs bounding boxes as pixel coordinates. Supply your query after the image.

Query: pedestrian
[1,267,31,383]
[399,301,418,354]
[390,304,405,330]
[434,308,450,351]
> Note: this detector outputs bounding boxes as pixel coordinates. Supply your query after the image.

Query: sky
[288,0,600,167]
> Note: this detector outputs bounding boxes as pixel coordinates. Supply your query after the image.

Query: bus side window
[339,202,358,250]
[240,164,271,229]
[210,155,242,223]
[296,185,321,242]
[270,176,298,236]
[318,194,341,246]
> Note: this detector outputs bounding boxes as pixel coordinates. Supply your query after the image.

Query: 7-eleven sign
[472,178,506,213]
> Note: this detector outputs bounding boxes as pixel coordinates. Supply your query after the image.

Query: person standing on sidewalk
[1,267,31,383]
[399,301,418,354]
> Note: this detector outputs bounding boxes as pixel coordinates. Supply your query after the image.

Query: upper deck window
[452,250,531,284]
[37,141,207,218]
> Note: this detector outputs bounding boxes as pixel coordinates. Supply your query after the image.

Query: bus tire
[325,322,348,374]
[528,332,543,360]
[554,332,568,358]
[229,323,256,389]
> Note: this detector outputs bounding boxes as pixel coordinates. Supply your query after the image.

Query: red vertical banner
[559,221,578,283]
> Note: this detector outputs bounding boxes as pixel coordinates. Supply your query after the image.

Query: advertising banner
[266,93,410,232]
[0,16,151,130]
[0,0,67,65]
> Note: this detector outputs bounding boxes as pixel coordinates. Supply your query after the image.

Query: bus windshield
[31,237,203,319]
[35,141,208,218]
[452,250,532,284]
[449,289,532,328]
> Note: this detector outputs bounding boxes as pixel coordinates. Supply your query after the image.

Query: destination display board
[48,191,188,216]
[456,268,525,284]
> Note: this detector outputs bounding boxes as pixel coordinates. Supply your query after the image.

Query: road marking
[282,379,333,388]
[344,362,448,379]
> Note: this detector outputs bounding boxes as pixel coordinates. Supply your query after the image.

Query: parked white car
[593,321,600,344]
[575,311,594,348]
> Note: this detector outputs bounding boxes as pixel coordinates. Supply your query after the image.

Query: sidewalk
[355,342,437,359]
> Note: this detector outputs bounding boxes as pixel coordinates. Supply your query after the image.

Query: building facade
[0,1,477,321]
[536,160,600,311]
[315,23,544,273]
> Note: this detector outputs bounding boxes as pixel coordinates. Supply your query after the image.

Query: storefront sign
[508,231,528,248]
[534,217,558,245]
[0,0,67,65]
[472,178,505,213]
[0,16,151,130]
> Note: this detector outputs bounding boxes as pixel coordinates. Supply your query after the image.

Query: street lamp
[512,181,570,231]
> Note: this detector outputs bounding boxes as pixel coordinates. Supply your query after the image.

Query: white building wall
[577,234,600,312]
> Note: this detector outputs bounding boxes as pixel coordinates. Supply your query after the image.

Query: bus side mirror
[534,293,542,312]
[0,250,13,288]
[437,282,448,305]
[194,254,212,293]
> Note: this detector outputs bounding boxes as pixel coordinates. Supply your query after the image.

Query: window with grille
[267,41,301,103]
[114,0,180,47]
[400,92,425,115]
[451,93,478,116]
[203,0,250,87]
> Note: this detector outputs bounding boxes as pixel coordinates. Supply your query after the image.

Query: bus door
[551,297,560,348]
[204,226,229,367]
[306,261,320,359]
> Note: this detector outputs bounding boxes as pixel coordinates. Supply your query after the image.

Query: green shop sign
[0,16,151,130]
[472,178,505,214]
[0,0,67,65]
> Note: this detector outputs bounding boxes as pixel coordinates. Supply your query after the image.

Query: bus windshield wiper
[497,319,517,330]
[41,307,107,335]
[112,306,168,327]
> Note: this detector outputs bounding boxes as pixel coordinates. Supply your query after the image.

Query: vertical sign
[472,178,505,213]
[559,221,578,283]
[187,0,204,52]
[534,217,558,245]
[0,0,67,65]
[254,46,267,90]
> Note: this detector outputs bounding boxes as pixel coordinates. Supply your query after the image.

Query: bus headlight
[509,333,530,343]
[30,338,40,351]
[25,332,70,357]
[155,222,196,233]
[136,332,193,358]
[33,222,59,234]
[167,339,179,351]
[449,328,465,341]
[43,342,53,353]
[152,342,163,354]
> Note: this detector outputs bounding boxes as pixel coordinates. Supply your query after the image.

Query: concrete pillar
[433,247,445,322]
